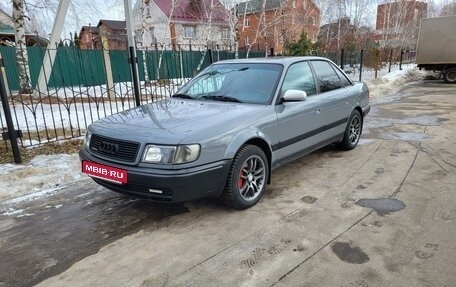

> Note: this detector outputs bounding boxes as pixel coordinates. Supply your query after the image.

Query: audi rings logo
[99,141,119,155]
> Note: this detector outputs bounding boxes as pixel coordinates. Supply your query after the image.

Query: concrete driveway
[1,80,455,287]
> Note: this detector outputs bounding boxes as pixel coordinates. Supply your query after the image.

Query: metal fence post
[340,48,344,70]
[359,49,364,82]
[0,52,22,163]
[208,48,213,64]
[388,49,393,73]
[129,46,141,106]
[375,49,379,79]
[399,49,404,70]
[124,0,141,107]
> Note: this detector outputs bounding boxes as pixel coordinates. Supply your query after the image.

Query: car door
[309,60,352,139]
[275,61,322,164]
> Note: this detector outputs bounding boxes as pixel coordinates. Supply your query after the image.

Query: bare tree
[439,0,456,16]
[12,0,32,93]
[9,0,109,94]
[317,0,374,51]
[220,0,239,57]
[377,0,426,50]
[238,0,320,56]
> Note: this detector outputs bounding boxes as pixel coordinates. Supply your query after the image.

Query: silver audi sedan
[80,57,370,209]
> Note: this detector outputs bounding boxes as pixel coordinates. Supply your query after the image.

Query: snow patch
[0,154,84,203]
[1,208,25,216]
[366,67,429,100]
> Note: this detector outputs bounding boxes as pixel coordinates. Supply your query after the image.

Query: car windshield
[174,63,282,105]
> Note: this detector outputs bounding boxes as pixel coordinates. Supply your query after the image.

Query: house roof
[236,0,282,14]
[80,26,99,33]
[98,20,126,30]
[154,0,229,23]
[0,22,14,34]
[236,0,320,15]
[0,8,15,35]
[79,20,125,36]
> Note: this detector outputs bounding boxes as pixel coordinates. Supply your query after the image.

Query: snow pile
[0,154,83,203]
[366,67,429,99]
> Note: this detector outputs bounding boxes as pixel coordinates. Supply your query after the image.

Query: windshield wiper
[200,95,242,103]
[172,93,194,99]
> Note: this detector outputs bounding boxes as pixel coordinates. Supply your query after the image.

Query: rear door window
[333,66,352,87]
[310,60,342,93]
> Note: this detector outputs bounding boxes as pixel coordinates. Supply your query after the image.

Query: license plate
[82,161,128,184]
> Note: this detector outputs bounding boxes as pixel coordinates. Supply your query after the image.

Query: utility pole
[124,0,141,107]
[35,0,71,95]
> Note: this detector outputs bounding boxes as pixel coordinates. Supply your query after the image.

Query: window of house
[221,28,230,39]
[145,6,151,16]
[149,27,156,43]
[183,25,196,39]
[244,18,250,27]
[135,30,143,43]
[245,36,250,46]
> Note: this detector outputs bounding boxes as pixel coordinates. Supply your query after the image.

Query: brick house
[375,0,427,48]
[236,0,320,55]
[79,20,127,50]
[318,17,355,53]
[318,17,377,54]
[132,0,231,50]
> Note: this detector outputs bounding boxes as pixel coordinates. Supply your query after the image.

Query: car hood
[89,98,268,144]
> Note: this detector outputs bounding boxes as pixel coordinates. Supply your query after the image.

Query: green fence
[0,46,265,91]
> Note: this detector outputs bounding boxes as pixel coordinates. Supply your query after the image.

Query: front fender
[224,128,274,159]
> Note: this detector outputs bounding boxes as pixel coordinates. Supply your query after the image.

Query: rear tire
[222,145,268,209]
[338,110,362,150]
[443,68,456,84]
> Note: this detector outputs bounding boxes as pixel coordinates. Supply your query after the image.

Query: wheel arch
[354,106,363,117]
[353,106,364,134]
[244,138,272,184]
[226,133,273,185]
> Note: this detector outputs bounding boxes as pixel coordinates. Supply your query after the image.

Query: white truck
[416,16,456,83]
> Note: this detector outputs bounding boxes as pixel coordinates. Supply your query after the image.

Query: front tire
[338,110,362,150]
[222,145,268,209]
[443,68,456,84]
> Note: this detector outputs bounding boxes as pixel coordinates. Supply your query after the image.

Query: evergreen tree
[284,32,322,56]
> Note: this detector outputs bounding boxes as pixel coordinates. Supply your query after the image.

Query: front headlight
[174,144,200,164]
[83,130,92,149]
[142,144,200,164]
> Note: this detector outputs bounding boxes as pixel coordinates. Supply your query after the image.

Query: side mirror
[282,89,307,102]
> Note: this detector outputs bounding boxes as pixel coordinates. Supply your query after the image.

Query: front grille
[90,134,140,163]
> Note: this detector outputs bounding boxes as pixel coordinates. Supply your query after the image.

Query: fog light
[148,189,163,194]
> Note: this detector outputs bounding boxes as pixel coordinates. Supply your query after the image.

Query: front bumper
[79,148,232,202]
[362,105,371,117]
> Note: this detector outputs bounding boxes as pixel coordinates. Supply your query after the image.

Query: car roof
[213,56,333,67]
